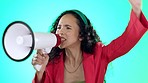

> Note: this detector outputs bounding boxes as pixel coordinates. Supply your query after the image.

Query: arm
[129,0,148,28]
[129,0,142,19]
[102,0,148,63]
[32,72,46,83]
[103,10,147,63]
[140,12,148,28]
[32,50,50,83]
[32,69,51,83]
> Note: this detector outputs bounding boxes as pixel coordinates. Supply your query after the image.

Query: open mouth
[60,37,66,42]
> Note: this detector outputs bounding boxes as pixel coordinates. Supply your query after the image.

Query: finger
[32,55,44,65]
[32,58,37,65]
[37,53,44,60]
[33,54,38,58]
[33,57,43,65]
[37,49,44,56]
[33,57,37,61]
[34,52,45,62]
[44,54,49,58]
[36,58,44,65]
[43,54,49,61]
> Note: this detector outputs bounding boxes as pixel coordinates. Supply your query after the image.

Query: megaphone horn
[2,21,61,63]
[3,21,35,61]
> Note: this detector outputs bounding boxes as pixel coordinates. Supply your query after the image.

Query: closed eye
[57,24,72,30]
[65,25,72,30]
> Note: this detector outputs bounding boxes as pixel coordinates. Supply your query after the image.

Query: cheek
[68,33,79,41]
[66,30,79,39]
[55,30,58,34]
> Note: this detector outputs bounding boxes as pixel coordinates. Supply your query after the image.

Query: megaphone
[2,21,61,71]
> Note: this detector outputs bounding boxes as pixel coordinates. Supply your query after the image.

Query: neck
[64,44,82,67]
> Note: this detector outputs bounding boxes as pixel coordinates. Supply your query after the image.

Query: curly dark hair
[49,9,101,61]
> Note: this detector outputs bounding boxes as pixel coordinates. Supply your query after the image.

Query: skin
[57,14,85,83]
[32,0,142,83]
[129,0,142,18]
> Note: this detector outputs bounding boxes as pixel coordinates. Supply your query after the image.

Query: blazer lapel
[54,53,64,83]
[83,52,95,83]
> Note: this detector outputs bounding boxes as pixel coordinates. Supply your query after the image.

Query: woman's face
[56,14,81,49]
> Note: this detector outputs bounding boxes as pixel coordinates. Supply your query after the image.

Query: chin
[58,45,65,49]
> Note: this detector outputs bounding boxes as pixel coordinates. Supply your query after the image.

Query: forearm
[129,0,142,19]
[132,9,141,19]
[36,71,44,83]
[32,71,45,83]
[104,10,147,62]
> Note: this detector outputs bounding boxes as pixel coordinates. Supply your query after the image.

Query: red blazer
[33,10,148,83]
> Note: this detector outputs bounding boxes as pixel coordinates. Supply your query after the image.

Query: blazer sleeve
[140,11,148,29]
[32,72,46,83]
[32,64,53,83]
[32,71,50,83]
[102,10,147,63]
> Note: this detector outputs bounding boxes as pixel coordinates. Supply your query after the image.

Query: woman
[32,0,148,83]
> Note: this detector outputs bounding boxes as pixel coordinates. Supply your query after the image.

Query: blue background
[0,0,148,83]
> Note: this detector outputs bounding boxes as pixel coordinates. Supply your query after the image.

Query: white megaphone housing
[2,21,61,71]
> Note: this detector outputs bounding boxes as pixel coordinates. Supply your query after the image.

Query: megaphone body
[2,21,61,71]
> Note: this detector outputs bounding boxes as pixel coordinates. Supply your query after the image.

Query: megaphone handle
[34,48,50,71]
[34,64,42,71]
[34,48,52,71]
[33,54,42,71]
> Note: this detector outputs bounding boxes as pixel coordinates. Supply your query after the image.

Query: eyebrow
[64,24,72,27]
[58,24,72,27]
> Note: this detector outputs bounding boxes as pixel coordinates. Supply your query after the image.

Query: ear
[79,34,83,41]
[79,37,83,41]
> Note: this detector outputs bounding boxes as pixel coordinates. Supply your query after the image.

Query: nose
[57,28,64,36]
[59,31,64,36]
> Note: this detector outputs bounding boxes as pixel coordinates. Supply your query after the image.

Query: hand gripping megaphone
[2,21,61,71]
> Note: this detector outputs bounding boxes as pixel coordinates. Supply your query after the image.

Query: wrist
[132,8,141,19]
[36,71,45,83]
